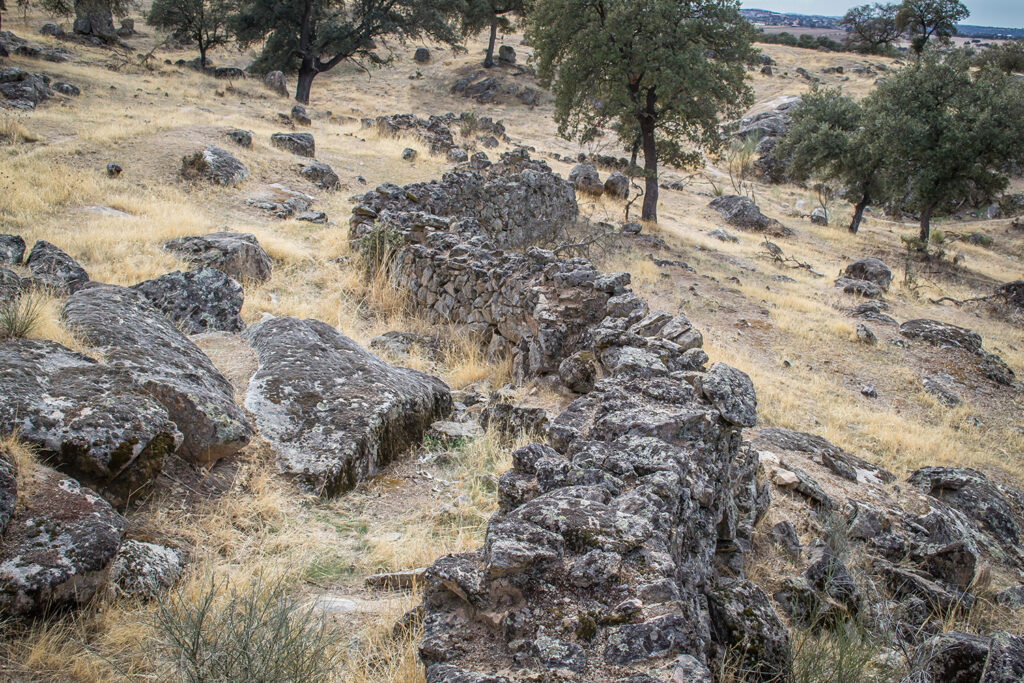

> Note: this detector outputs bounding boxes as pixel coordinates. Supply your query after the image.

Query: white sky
[741,0,1024,29]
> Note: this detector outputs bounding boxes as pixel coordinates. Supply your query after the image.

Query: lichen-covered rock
[900,319,982,353]
[707,579,791,682]
[699,362,757,427]
[709,195,789,235]
[0,465,125,616]
[263,71,287,96]
[132,268,245,334]
[243,316,452,496]
[844,257,892,290]
[559,351,597,394]
[913,631,990,683]
[163,232,273,284]
[108,539,184,599]
[0,233,26,265]
[0,448,16,536]
[834,276,883,298]
[270,132,315,157]
[0,339,182,503]
[25,240,89,293]
[369,330,447,361]
[227,129,252,147]
[604,172,629,199]
[180,146,248,187]
[62,285,251,466]
[569,163,603,195]
[0,266,24,304]
[300,161,340,191]
[479,396,549,438]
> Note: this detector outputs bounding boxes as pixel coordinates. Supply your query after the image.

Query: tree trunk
[296,59,316,104]
[639,115,658,222]
[73,0,117,43]
[919,203,935,243]
[849,192,870,234]
[484,17,498,68]
[199,44,207,69]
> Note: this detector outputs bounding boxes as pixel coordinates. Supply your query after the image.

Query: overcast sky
[741,1,1024,28]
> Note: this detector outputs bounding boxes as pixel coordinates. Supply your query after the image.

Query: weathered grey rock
[709,228,738,242]
[604,172,629,199]
[0,266,24,304]
[62,285,251,466]
[479,396,548,438]
[498,45,516,64]
[834,276,882,298]
[772,520,801,560]
[402,147,418,162]
[0,339,182,503]
[900,319,982,353]
[700,362,757,427]
[106,162,122,177]
[0,464,125,615]
[108,539,184,599]
[913,631,990,683]
[414,47,431,63]
[227,129,252,147]
[132,268,245,334]
[291,104,311,126]
[707,579,791,682]
[428,420,484,443]
[243,316,452,496]
[447,147,469,163]
[25,240,89,293]
[709,195,788,235]
[0,234,26,265]
[0,68,51,106]
[995,585,1024,608]
[369,330,447,361]
[923,373,962,407]
[0,449,16,536]
[569,163,603,195]
[163,232,272,284]
[810,207,828,225]
[180,146,248,187]
[271,132,315,157]
[844,257,892,290]
[804,539,860,612]
[299,161,339,191]
[264,71,287,96]
[52,81,79,96]
[559,351,597,394]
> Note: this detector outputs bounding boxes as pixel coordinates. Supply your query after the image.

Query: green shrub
[0,293,43,340]
[358,223,405,274]
[152,573,340,683]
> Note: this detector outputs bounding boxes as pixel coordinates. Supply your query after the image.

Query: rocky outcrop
[243,316,452,496]
[0,458,126,616]
[0,234,26,265]
[708,195,790,236]
[108,540,184,599]
[0,266,24,304]
[180,146,248,187]
[132,268,245,334]
[270,132,315,157]
[569,163,603,195]
[0,66,52,109]
[604,172,629,199]
[62,285,252,466]
[263,71,287,96]
[25,240,89,293]
[0,339,182,504]
[163,231,272,284]
[843,257,892,290]
[299,161,340,191]
[900,319,1016,387]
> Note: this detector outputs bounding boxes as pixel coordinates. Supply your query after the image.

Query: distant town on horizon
[742,7,1024,38]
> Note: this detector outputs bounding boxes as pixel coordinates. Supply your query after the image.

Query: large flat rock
[243,316,452,496]
[0,339,182,504]
[62,284,252,465]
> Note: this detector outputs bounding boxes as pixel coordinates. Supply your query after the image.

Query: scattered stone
[447,147,468,163]
[180,146,248,187]
[25,240,89,294]
[106,162,122,177]
[861,384,877,398]
[558,351,597,394]
[62,285,252,466]
[710,228,738,242]
[414,47,431,63]
[834,276,882,298]
[366,567,427,591]
[844,257,892,290]
[900,319,982,353]
[709,195,789,235]
[52,81,80,96]
[428,420,484,443]
[479,396,548,438]
[243,316,452,496]
[227,129,252,147]
[856,323,877,345]
[498,45,516,64]
[263,71,288,96]
[299,161,340,191]
[164,232,273,284]
[569,163,603,195]
[0,464,126,615]
[291,104,311,126]
[772,521,801,560]
[923,373,962,407]
[108,540,183,599]
[0,234,26,265]
[0,267,23,304]
[0,339,182,503]
[132,268,245,335]
[402,147,417,162]
[699,362,757,427]
[810,207,828,225]
[604,172,629,199]
[708,579,791,682]
[271,132,315,157]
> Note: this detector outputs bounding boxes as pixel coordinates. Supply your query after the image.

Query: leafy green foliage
[895,0,969,54]
[868,49,1024,240]
[757,31,849,52]
[153,573,340,683]
[231,0,464,103]
[840,3,901,54]
[36,0,137,19]
[148,0,234,68]
[974,40,1024,74]
[526,0,754,221]
[775,87,882,233]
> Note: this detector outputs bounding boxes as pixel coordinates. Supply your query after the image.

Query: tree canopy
[527,0,754,222]
[38,0,138,41]
[775,87,884,233]
[231,0,464,104]
[461,0,527,67]
[149,0,234,68]
[895,0,969,54]
[840,3,901,54]
[870,50,1024,241]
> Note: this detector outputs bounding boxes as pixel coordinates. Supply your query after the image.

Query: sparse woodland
[1,0,1024,681]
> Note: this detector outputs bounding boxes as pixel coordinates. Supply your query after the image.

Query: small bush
[152,572,340,683]
[0,115,41,145]
[0,293,44,340]
[357,223,405,275]
[930,229,945,244]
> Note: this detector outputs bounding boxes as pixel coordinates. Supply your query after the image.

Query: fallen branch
[929,294,999,307]
[760,237,824,277]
